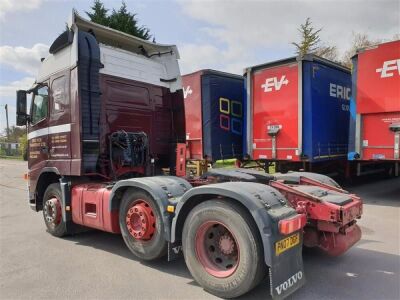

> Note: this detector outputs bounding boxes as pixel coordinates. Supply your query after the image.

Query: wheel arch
[108,176,192,241]
[171,182,296,267]
[275,171,341,188]
[34,168,61,211]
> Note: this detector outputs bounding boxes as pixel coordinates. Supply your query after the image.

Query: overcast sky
[0,0,399,132]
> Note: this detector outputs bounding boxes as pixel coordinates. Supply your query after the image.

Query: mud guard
[269,231,305,299]
[171,182,306,299]
[202,168,341,189]
[108,176,192,241]
[59,177,74,233]
[273,171,341,188]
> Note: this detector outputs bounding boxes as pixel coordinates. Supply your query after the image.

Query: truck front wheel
[42,183,67,237]
[119,189,167,260]
[182,200,266,298]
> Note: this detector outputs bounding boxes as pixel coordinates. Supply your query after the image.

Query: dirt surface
[1,159,399,299]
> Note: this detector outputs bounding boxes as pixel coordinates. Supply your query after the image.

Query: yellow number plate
[275,233,300,255]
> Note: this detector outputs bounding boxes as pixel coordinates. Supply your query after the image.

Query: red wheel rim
[195,221,240,278]
[44,197,62,226]
[126,199,156,240]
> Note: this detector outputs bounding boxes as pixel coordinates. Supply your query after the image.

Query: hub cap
[195,222,239,278]
[44,197,62,226]
[126,200,156,240]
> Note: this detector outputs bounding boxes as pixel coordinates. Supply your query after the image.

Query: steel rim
[195,221,240,278]
[43,197,62,227]
[126,199,156,240]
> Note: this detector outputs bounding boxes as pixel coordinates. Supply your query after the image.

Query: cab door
[28,85,50,171]
[48,72,71,172]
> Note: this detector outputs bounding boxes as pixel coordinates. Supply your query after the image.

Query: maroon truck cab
[17,12,185,210]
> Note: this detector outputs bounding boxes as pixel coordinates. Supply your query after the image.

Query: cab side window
[31,86,49,124]
[51,76,68,113]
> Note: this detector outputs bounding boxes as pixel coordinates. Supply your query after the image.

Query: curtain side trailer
[348,40,400,177]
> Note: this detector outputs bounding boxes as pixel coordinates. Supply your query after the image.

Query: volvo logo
[275,271,303,295]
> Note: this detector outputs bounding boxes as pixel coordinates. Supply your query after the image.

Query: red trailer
[183,71,203,160]
[348,40,400,176]
[244,55,351,174]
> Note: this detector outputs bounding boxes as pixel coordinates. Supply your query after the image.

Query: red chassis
[270,178,362,256]
[193,169,363,256]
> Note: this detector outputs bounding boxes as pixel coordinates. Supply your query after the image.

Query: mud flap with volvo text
[268,229,305,299]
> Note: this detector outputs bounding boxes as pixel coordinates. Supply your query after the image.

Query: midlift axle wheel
[182,200,266,298]
[119,189,167,260]
[42,183,67,237]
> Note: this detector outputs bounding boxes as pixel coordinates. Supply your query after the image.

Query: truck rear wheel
[42,183,67,237]
[119,189,167,260]
[182,200,266,298]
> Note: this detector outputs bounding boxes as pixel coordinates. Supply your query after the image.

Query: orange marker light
[23,173,29,180]
[279,214,307,235]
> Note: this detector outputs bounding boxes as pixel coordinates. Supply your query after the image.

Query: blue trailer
[183,70,244,162]
[243,55,351,173]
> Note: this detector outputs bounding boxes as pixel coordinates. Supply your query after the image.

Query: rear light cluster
[279,214,307,235]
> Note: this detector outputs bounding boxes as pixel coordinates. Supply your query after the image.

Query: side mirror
[16,90,28,126]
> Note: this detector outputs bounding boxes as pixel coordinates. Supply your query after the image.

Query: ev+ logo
[183,86,193,99]
[261,75,289,92]
[376,59,400,78]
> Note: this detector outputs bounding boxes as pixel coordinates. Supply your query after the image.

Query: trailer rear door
[183,72,203,160]
[356,40,400,160]
[251,62,300,161]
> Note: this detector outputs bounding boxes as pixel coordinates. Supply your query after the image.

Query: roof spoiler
[67,9,180,58]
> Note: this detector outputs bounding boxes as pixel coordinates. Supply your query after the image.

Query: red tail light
[279,214,307,235]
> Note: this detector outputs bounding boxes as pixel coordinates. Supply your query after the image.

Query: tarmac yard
[1,159,399,300]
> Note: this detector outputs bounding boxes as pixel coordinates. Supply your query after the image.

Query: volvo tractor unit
[16,12,362,299]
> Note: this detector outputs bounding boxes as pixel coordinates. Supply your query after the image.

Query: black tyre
[42,183,67,237]
[119,189,167,261]
[182,200,266,298]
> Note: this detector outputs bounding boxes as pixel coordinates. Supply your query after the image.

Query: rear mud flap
[168,241,183,261]
[269,231,306,299]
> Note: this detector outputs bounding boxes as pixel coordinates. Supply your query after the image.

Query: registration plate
[275,233,300,255]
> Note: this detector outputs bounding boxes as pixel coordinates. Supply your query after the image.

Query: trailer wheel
[119,189,167,260]
[182,200,266,298]
[42,183,67,237]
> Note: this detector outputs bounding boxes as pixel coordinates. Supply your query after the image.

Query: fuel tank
[71,183,120,233]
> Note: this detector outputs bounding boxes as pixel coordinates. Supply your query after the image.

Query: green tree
[86,0,109,26]
[108,2,151,40]
[292,17,338,61]
[86,1,151,40]
[19,133,28,160]
[2,126,25,142]
[292,18,322,57]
